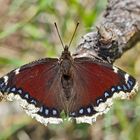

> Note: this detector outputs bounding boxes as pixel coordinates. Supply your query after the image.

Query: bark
[74,0,140,63]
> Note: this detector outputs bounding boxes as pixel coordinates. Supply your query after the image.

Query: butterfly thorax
[60,46,74,100]
[60,46,73,75]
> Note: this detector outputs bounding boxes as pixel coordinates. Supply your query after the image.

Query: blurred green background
[0,0,140,140]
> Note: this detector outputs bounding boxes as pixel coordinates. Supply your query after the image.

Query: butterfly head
[61,45,71,60]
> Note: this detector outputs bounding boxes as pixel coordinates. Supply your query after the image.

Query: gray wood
[74,0,140,63]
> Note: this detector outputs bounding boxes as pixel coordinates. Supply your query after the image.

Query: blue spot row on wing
[37,105,59,118]
[0,81,39,106]
[0,78,6,93]
[69,105,97,117]
[0,82,60,118]
[95,75,136,106]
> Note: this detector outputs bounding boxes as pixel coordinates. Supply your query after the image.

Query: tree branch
[74,0,140,63]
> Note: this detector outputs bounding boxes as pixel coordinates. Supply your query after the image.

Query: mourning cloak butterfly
[0,23,138,125]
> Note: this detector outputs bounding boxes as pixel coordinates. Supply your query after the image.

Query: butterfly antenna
[68,22,79,47]
[54,22,65,49]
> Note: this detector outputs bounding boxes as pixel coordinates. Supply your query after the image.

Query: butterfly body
[59,46,74,100]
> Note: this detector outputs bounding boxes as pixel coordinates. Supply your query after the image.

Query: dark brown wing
[0,58,65,124]
[68,58,137,123]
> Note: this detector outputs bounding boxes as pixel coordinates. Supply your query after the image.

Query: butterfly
[0,23,138,125]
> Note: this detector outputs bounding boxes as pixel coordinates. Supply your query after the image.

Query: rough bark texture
[74,0,140,64]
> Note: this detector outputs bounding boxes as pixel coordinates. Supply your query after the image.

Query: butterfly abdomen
[61,74,73,100]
